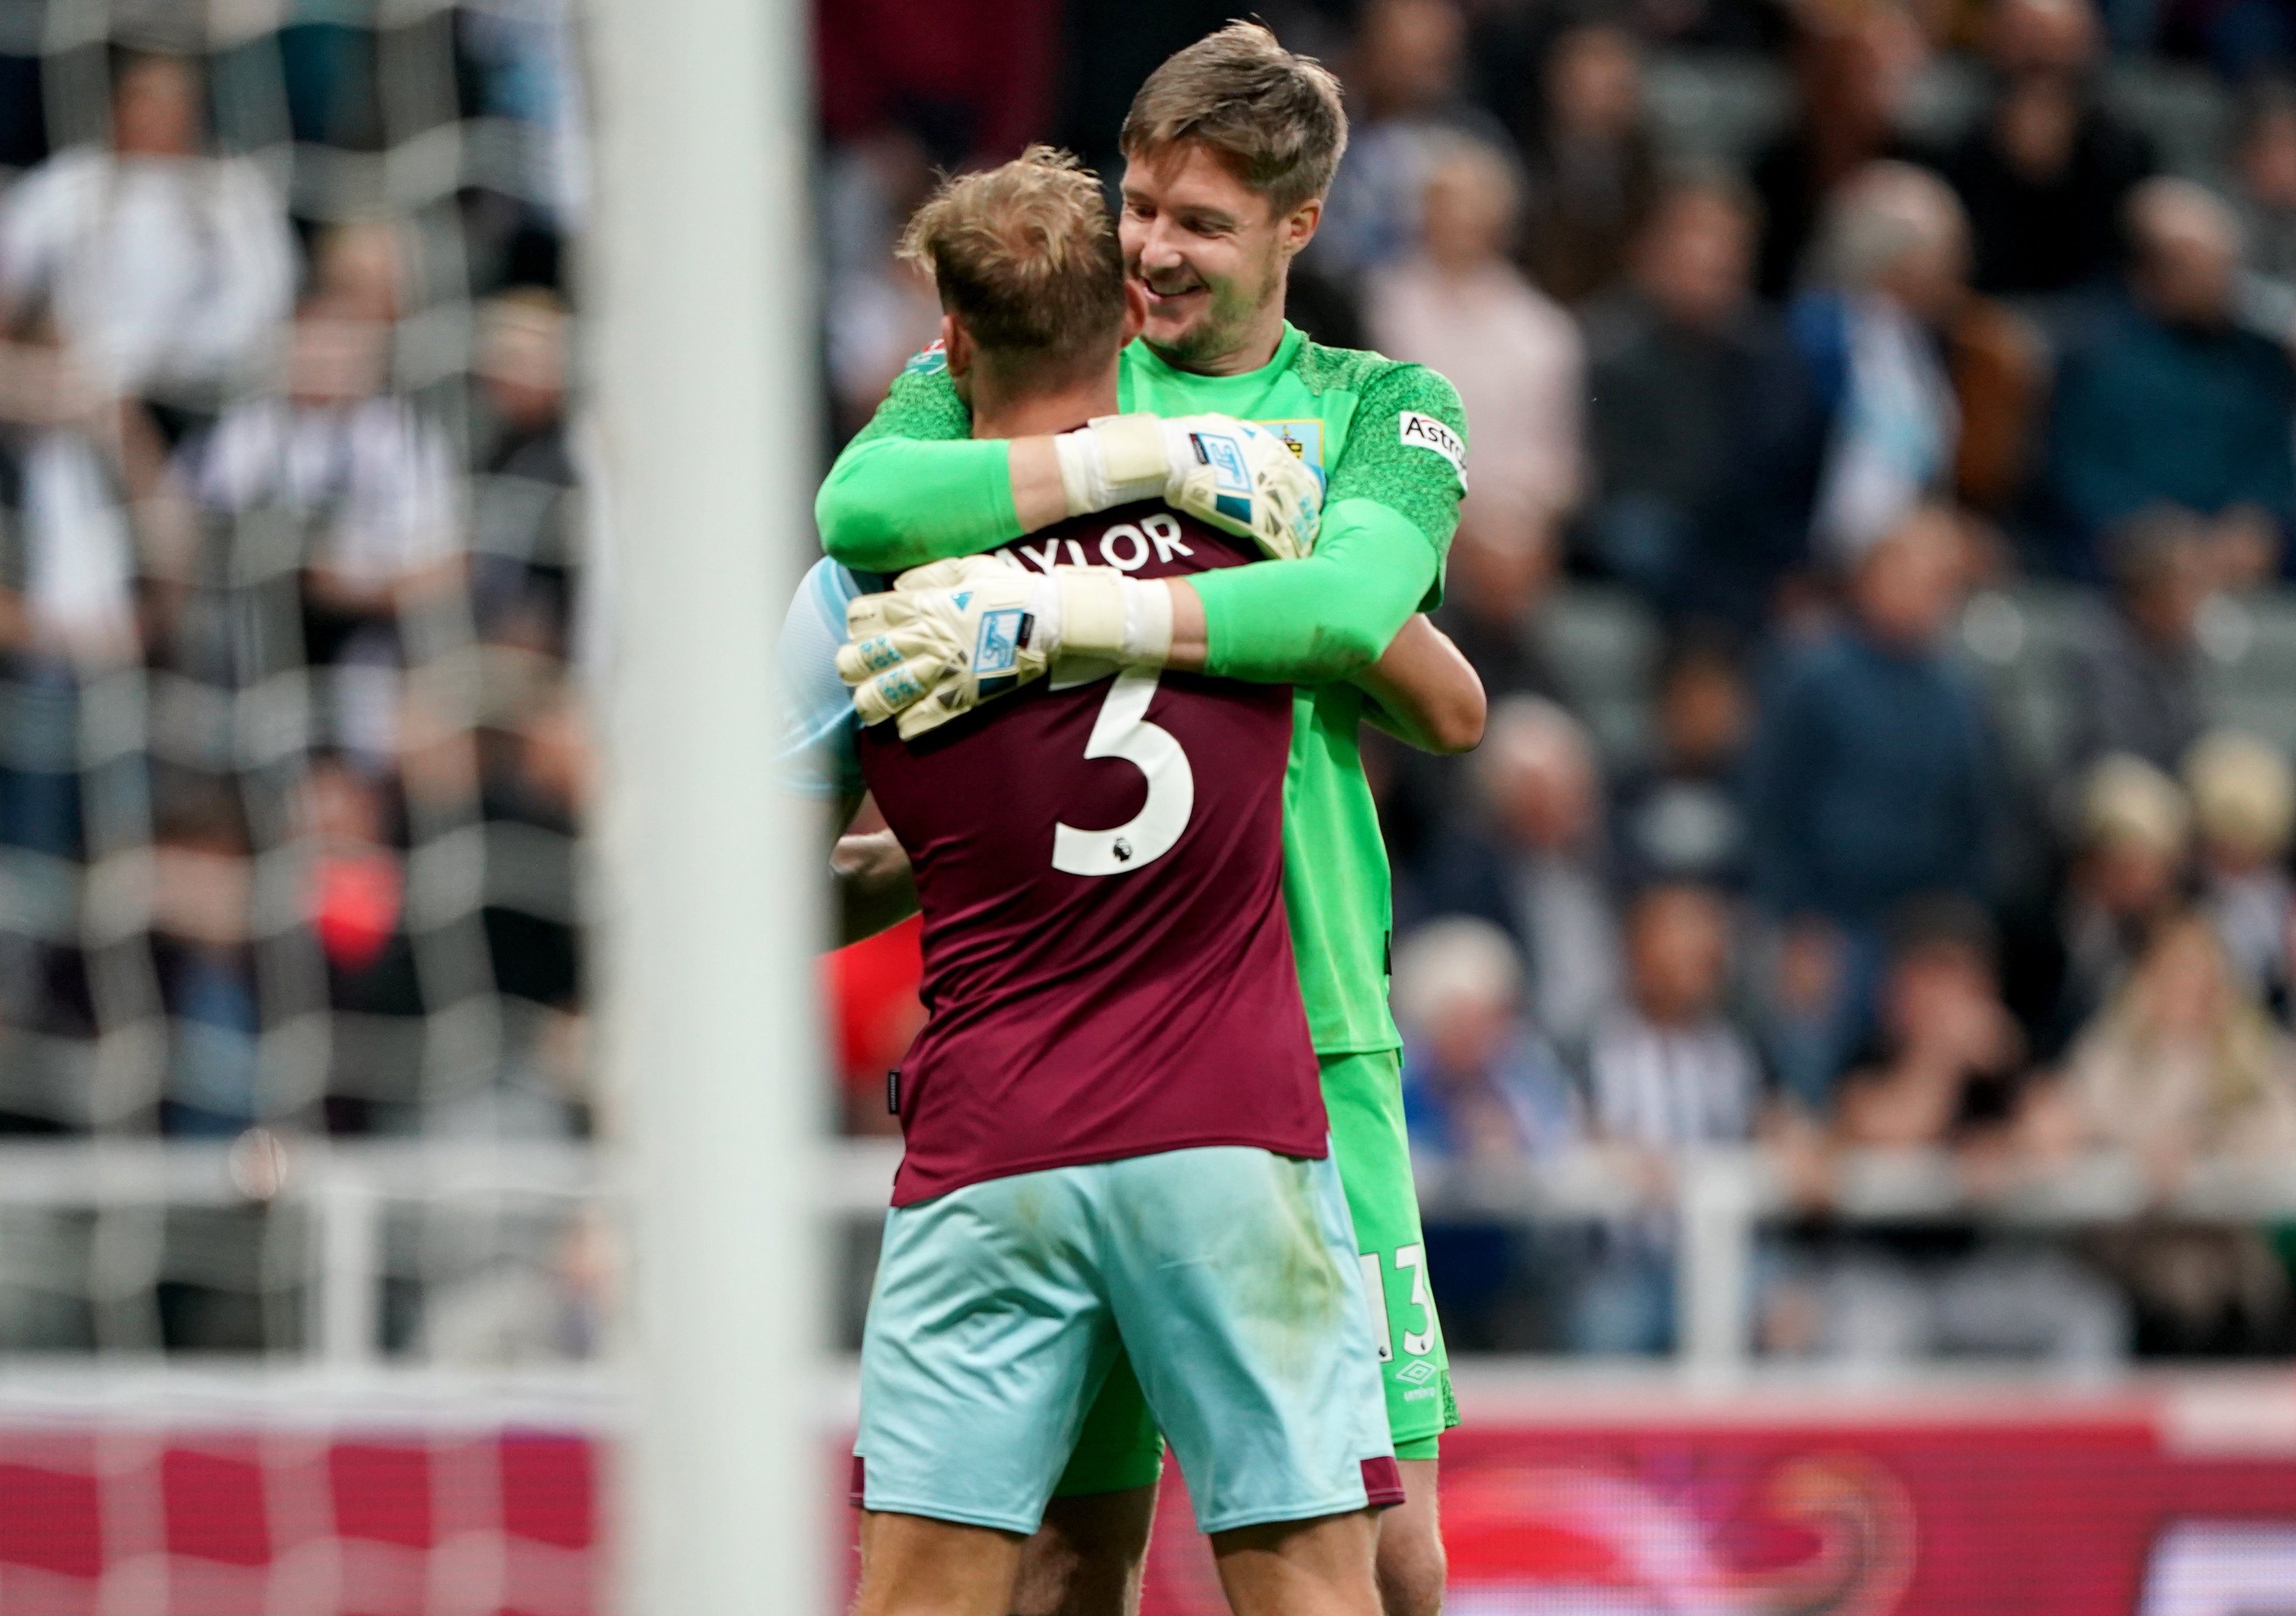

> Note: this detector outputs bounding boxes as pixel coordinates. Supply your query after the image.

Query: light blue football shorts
[853,1144,1401,1537]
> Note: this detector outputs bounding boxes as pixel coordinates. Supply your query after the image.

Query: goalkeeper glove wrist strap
[1052,416,1169,517]
[1054,567,1173,665]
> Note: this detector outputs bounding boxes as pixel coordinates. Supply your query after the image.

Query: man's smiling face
[1118,142,1311,369]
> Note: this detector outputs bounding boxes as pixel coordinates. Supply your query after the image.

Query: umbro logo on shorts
[1395,1361,1437,1385]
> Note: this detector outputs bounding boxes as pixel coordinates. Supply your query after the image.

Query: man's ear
[1279,197,1322,260]
[940,312,970,377]
[1119,279,1149,344]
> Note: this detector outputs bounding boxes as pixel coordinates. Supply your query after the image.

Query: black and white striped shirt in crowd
[1588,1009,1761,1149]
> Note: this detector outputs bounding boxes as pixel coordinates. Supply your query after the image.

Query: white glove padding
[839,557,1173,739]
[1055,412,1322,561]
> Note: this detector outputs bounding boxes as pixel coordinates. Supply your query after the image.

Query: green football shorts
[1053,1047,1458,1497]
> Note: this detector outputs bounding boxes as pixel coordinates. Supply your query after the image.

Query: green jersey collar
[1126,322,1306,396]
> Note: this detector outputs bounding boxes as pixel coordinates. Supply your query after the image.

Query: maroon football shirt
[856,501,1325,1205]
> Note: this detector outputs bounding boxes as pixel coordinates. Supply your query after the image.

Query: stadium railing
[2,1138,2291,1374]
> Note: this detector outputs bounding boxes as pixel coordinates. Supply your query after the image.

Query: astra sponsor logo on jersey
[993,511,1197,576]
[1397,410,1467,487]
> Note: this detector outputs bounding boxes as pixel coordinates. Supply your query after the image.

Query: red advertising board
[5,1373,2291,1613]
[1124,1373,2296,1616]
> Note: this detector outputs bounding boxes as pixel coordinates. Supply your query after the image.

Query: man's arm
[818,361,1313,570]
[1356,616,1485,754]
[815,357,1015,571]
[1185,363,1468,682]
[778,559,921,942]
[827,355,1468,687]
[828,792,919,945]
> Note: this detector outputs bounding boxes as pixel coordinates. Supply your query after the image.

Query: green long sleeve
[815,436,1018,571]
[1190,499,1438,682]
[813,354,1019,571]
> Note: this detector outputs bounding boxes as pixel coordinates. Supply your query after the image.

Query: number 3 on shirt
[1052,667,1193,877]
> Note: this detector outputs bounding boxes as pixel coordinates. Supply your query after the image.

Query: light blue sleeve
[774,557,873,800]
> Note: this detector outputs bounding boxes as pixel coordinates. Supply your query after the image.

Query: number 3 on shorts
[1359,1243,1434,1363]
[1052,668,1193,877]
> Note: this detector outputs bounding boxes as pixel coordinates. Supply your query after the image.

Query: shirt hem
[892,1130,1329,1208]
[1309,1036,1404,1058]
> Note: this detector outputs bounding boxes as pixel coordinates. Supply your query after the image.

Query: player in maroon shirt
[844,153,1396,1616]
[857,496,1325,1206]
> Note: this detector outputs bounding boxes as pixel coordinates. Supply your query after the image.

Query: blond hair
[1120,21,1348,214]
[2185,730,2296,859]
[897,146,1125,379]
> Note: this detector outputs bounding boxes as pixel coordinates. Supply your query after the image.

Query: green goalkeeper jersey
[816,323,1468,1054]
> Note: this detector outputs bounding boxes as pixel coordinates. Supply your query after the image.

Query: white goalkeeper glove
[1051,412,1322,560]
[839,556,1174,739]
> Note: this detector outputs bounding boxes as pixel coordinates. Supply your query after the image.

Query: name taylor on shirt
[990,511,1198,577]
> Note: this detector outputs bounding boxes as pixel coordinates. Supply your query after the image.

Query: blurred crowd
[823,0,2296,1361]
[9,1,2296,1365]
[0,16,596,1155]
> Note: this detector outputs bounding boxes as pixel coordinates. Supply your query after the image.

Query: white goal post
[589,0,828,1611]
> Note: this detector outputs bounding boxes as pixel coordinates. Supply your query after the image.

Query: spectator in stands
[1422,696,1623,1058]
[2048,179,2295,584]
[1770,896,2129,1365]
[1750,506,1994,941]
[1611,631,1754,891]
[470,290,586,659]
[1316,0,1511,279]
[2042,912,2296,1353]
[2185,732,2296,1012]
[1516,21,1659,305]
[312,219,417,327]
[1944,292,2049,532]
[0,49,294,422]
[0,307,144,854]
[2047,753,2193,1051]
[1793,164,1971,565]
[1936,0,2153,298]
[188,292,462,767]
[1394,915,1583,1350]
[1748,506,1995,1091]
[1581,177,1822,627]
[814,0,1061,171]
[1833,896,2028,1153]
[474,681,591,1136]
[2062,910,2296,1161]
[1395,917,1583,1162]
[150,778,261,1137]
[1369,136,1583,598]
[821,125,945,438]
[1751,3,1927,300]
[1424,493,1563,702]
[2231,80,2296,330]
[296,757,421,1131]
[1574,881,1762,1354]
[2063,507,2213,775]
[1590,882,1764,1150]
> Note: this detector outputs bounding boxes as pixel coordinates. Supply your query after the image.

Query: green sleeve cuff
[815,436,1021,571]
[1193,499,1439,683]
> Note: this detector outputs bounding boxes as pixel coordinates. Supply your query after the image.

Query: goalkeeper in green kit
[820,23,1476,1615]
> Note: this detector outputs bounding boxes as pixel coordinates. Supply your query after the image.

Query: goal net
[0,1,823,1609]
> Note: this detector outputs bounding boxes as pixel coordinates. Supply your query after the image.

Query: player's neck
[1151,295,1289,377]
[969,367,1119,441]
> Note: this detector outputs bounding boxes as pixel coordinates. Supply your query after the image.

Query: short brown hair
[1120,22,1348,215]
[898,146,1125,380]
